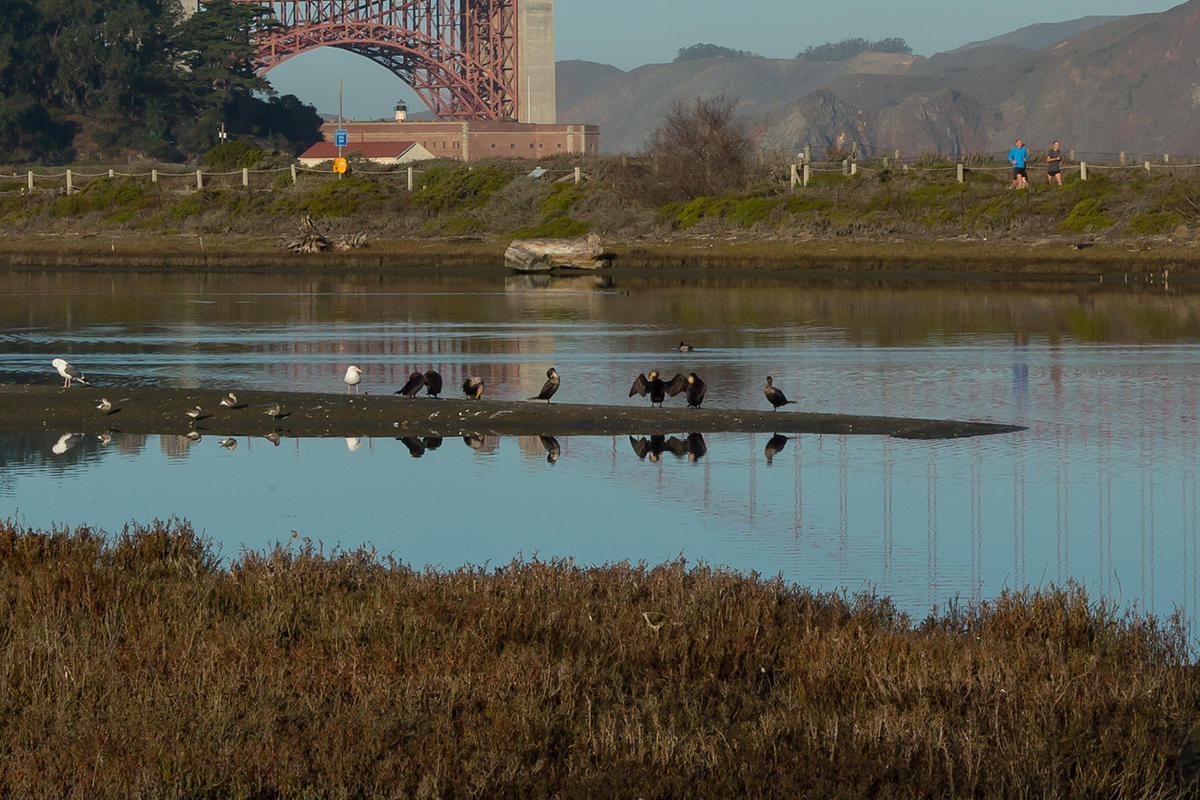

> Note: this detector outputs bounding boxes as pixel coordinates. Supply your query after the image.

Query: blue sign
[335,129,348,148]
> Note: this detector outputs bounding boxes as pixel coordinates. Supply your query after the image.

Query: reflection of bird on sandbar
[396,371,424,397]
[539,434,561,463]
[52,432,84,454]
[764,433,790,464]
[398,437,426,458]
[629,371,688,407]
[764,376,797,410]
[463,434,499,453]
[629,434,668,462]
[665,433,707,461]
[530,367,560,404]
[219,437,238,450]
[461,376,485,400]
[52,358,90,388]
[423,369,443,398]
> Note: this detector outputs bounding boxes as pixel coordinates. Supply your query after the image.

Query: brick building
[317,119,599,162]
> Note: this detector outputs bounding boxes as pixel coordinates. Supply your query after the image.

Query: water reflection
[629,433,707,462]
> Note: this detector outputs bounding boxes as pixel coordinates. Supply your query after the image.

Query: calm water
[1,269,1198,623]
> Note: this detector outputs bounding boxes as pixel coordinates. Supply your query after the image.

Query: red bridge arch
[235,0,518,121]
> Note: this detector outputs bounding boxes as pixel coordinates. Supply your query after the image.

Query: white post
[849,162,857,176]
[1164,153,1170,164]
[574,166,582,184]
[108,169,114,178]
[290,164,297,184]
[957,163,964,183]
[196,170,203,190]
[1080,162,1088,181]
[882,156,889,169]
[1144,161,1151,172]
[242,167,249,187]
[802,163,810,187]
[894,149,901,161]
[65,170,73,194]
[804,145,811,163]
[790,163,798,189]
[842,159,849,175]
[26,171,33,192]
[152,169,158,184]
[1119,151,1126,165]
[407,166,414,191]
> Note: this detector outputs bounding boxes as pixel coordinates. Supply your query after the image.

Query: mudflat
[1,384,1022,440]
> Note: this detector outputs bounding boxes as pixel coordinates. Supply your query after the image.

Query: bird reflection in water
[398,436,426,457]
[763,433,790,464]
[629,433,706,462]
[52,433,84,455]
[463,434,500,454]
[539,435,561,463]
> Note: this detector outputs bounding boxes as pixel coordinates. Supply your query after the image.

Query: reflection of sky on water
[1,272,1199,622]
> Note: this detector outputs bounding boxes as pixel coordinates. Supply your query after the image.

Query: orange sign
[333,157,348,174]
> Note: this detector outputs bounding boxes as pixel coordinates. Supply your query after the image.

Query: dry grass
[1,517,1198,799]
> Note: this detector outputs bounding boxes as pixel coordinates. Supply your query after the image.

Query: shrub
[203,141,265,170]
[1058,198,1116,233]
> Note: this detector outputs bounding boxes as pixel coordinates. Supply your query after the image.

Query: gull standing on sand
[344,365,363,394]
[52,358,90,388]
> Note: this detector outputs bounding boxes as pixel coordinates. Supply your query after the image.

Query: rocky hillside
[557,1,1200,159]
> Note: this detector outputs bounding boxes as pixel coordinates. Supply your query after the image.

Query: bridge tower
[206,0,554,123]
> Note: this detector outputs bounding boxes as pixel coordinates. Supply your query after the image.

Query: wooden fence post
[242,168,249,187]
[894,149,901,161]
[842,159,849,175]
[1164,153,1170,163]
[1119,151,1126,165]
[804,145,811,164]
[108,169,114,178]
[850,162,857,176]
[957,163,964,183]
[574,166,582,184]
[66,170,73,194]
[152,169,158,184]
[196,170,203,190]
[407,166,414,191]
[1144,161,1151,172]
[790,163,798,189]
[1080,162,1088,181]
[882,156,889,169]
[26,171,33,192]
[802,164,810,187]
[290,164,297,184]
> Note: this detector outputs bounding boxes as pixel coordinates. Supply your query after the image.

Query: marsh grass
[1,518,1198,798]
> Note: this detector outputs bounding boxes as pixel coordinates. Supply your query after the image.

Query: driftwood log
[504,233,612,272]
[283,216,368,253]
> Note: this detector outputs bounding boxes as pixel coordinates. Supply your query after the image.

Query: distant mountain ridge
[557,2,1200,158]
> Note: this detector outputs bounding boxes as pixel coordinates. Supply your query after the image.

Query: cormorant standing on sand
[764,376,797,410]
[423,369,443,398]
[530,367,560,403]
[396,372,424,397]
[684,372,706,408]
[629,371,688,406]
[462,376,485,400]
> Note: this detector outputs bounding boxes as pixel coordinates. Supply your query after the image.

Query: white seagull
[52,358,89,388]
[344,365,364,393]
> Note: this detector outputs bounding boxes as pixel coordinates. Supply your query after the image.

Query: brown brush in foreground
[1,517,1198,799]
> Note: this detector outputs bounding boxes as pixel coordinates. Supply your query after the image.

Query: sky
[263,0,1177,119]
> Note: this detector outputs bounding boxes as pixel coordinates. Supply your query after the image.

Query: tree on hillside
[644,95,754,200]
[675,43,761,62]
[798,37,911,61]
[0,0,76,162]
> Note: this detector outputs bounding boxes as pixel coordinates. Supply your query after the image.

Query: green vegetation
[0,0,320,164]
[1058,197,1116,233]
[0,517,1197,798]
[202,141,265,170]
[798,37,912,61]
[675,43,762,61]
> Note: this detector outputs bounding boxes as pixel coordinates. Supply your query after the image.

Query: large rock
[504,233,612,272]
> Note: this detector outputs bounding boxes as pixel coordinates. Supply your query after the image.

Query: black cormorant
[764,376,797,410]
[423,369,443,398]
[396,372,425,397]
[684,372,706,408]
[530,367,560,403]
[629,371,688,406]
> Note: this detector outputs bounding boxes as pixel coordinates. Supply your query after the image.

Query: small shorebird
[764,376,797,411]
[218,437,237,450]
[461,376,484,400]
[530,367,560,404]
[96,432,112,446]
[52,358,89,388]
[263,403,284,420]
[185,406,203,423]
[344,365,363,394]
[219,392,238,408]
[95,398,113,414]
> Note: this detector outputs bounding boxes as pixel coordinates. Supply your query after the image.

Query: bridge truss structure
[235,0,519,121]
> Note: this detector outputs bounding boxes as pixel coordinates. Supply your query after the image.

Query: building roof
[298,141,420,159]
